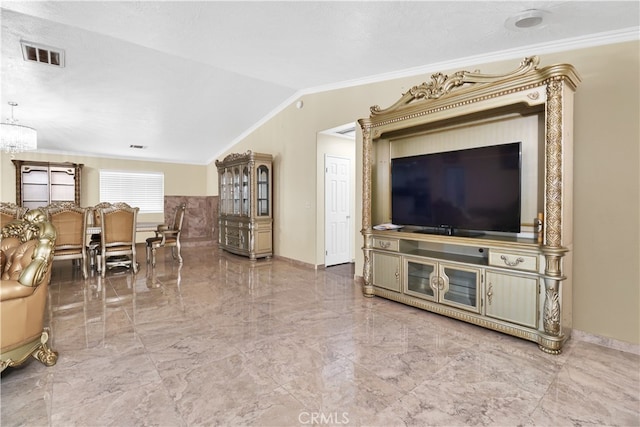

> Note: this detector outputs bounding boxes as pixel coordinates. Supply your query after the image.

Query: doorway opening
[317,123,356,268]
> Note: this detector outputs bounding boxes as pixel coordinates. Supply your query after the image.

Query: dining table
[86,222,162,235]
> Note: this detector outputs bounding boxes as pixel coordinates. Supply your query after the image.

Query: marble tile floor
[1,245,639,427]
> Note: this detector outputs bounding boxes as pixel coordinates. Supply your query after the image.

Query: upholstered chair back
[98,203,139,276]
[0,202,28,229]
[44,203,90,279]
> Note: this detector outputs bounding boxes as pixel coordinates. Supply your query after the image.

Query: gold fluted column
[540,77,567,353]
[358,119,374,297]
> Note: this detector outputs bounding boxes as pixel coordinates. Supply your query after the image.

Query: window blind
[99,170,164,214]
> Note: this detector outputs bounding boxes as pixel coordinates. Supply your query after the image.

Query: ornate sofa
[0,209,58,372]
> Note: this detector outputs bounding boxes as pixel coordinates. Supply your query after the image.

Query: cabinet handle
[487,283,493,305]
[500,255,524,267]
[430,276,445,291]
[379,241,391,249]
[395,270,399,281]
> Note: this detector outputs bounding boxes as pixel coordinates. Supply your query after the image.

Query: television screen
[391,142,521,234]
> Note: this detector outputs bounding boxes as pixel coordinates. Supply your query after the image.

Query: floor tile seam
[143,339,247,370]
[48,373,180,417]
[347,342,466,396]
[340,355,409,396]
[524,376,560,425]
[277,381,340,414]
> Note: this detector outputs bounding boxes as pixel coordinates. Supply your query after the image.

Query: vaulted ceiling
[1,1,638,164]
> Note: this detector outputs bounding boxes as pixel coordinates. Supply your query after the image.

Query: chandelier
[1,102,37,154]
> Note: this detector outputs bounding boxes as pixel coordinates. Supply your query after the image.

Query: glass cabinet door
[21,167,49,209]
[441,264,480,312]
[242,167,249,216]
[221,170,232,214]
[404,258,437,300]
[233,167,241,215]
[257,165,269,216]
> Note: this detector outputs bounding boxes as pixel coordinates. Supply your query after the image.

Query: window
[99,170,164,213]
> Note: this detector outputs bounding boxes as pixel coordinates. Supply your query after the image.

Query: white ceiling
[1,1,638,165]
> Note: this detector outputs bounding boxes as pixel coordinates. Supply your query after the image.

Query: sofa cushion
[1,240,36,281]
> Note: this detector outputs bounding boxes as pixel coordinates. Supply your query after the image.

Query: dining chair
[146,203,186,267]
[87,202,113,269]
[44,202,90,279]
[0,202,28,228]
[97,203,139,277]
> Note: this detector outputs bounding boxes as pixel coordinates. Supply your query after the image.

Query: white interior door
[325,155,351,266]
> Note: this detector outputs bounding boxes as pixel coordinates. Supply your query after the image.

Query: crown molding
[307,27,640,94]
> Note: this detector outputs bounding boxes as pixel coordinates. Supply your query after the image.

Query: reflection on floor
[1,245,639,426]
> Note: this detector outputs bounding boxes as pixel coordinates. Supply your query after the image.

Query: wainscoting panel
[164,195,218,247]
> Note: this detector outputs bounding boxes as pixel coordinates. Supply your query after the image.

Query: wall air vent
[21,41,65,67]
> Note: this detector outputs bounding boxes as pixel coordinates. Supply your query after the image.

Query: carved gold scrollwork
[543,281,561,335]
[359,120,372,233]
[215,150,253,166]
[362,253,374,297]
[406,71,468,102]
[545,78,564,248]
[371,56,540,116]
[33,330,58,367]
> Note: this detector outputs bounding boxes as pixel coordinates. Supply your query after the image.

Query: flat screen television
[391,142,521,236]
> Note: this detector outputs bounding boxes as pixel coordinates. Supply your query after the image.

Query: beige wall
[0,151,208,226]
[221,41,639,346]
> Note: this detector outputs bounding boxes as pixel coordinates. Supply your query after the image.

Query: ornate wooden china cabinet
[358,57,580,353]
[12,160,83,209]
[216,151,273,260]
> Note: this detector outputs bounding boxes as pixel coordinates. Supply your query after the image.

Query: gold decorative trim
[544,77,564,248]
[372,286,565,353]
[215,150,253,166]
[371,57,540,116]
[543,282,561,335]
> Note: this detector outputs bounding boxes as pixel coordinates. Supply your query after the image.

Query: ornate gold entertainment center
[358,57,580,353]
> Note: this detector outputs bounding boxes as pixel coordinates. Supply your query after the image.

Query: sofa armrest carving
[1,208,58,372]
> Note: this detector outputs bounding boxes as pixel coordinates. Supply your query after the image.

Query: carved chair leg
[132,247,138,274]
[151,247,156,267]
[82,254,88,280]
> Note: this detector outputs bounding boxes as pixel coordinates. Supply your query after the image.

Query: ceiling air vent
[337,127,356,138]
[21,41,65,67]
[129,145,146,149]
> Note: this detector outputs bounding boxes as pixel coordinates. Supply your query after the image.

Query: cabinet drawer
[372,237,399,252]
[489,250,538,272]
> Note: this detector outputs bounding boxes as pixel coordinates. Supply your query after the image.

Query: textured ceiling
[1,1,638,164]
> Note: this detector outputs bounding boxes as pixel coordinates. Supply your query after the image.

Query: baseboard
[571,329,640,355]
[272,255,316,270]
